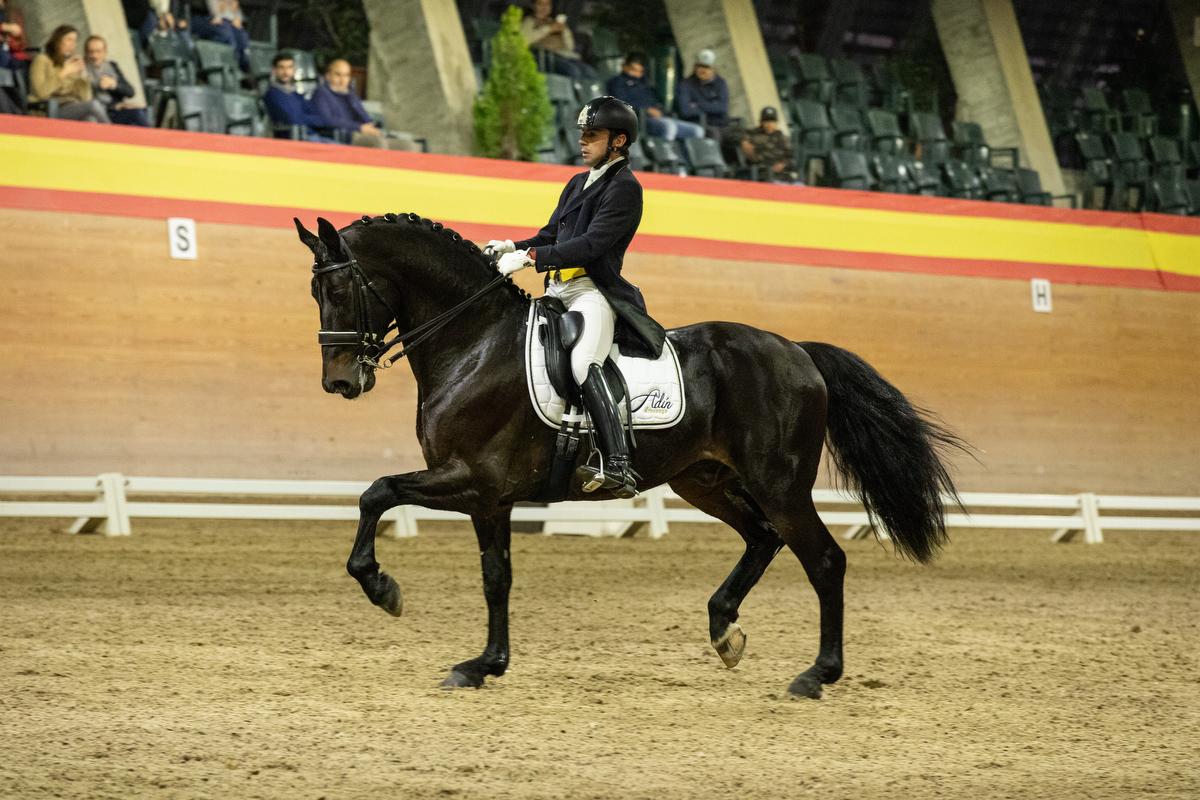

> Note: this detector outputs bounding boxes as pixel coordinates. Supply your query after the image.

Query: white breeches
[546,276,615,385]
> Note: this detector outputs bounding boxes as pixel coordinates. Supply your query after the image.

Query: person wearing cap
[676,48,729,133]
[742,105,796,182]
[482,97,666,499]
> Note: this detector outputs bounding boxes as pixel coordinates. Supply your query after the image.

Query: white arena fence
[2,474,1199,544]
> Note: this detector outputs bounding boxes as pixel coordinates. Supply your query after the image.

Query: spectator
[605,52,703,141]
[311,58,419,151]
[192,0,248,71]
[84,35,149,126]
[520,0,593,80]
[140,1,190,50]
[676,49,729,133]
[740,106,796,182]
[29,25,109,123]
[263,52,335,143]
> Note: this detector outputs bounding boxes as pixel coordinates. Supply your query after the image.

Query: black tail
[800,341,970,563]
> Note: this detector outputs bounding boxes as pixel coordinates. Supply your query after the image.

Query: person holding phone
[29,24,109,123]
[520,0,593,79]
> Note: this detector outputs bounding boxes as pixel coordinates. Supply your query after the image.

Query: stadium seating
[682,137,729,178]
[828,149,873,190]
[195,40,242,92]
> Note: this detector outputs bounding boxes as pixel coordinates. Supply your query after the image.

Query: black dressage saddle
[535,296,625,408]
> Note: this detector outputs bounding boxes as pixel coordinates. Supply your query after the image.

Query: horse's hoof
[712,623,746,669]
[787,673,823,699]
[377,572,403,617]
[440,670,483,690]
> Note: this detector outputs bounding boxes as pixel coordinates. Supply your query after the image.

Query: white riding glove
[483,239,515,258]
[497,249,535,276]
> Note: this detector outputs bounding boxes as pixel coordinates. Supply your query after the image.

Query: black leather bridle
[313,252,508,370]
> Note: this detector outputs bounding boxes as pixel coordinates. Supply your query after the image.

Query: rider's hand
[497,250,534,276]
[483,239,515,258]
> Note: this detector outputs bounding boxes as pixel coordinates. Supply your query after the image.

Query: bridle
[313,247,507,370]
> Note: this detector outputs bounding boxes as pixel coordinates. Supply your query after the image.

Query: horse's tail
[799,341,970,563]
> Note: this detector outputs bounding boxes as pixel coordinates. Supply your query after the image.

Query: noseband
[313,248,508,371]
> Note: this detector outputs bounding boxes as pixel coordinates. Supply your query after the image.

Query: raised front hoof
[711,623,746,669]
[440,670,485,690]
[360,571,403,617]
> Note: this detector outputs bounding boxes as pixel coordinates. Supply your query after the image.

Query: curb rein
[314,249,507,370]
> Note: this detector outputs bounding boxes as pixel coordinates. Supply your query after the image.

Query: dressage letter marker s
[167,217,197,261]
[1031,278,1052,313]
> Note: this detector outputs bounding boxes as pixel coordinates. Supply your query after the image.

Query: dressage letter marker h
[167,218,197,261]
[1031,278,1052,313]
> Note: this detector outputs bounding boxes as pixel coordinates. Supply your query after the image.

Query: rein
[314,257,507,370]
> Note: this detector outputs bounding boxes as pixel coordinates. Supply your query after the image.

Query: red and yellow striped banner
[2,116,1198,290]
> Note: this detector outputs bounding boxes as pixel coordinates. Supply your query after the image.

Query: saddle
[536,296,626,408]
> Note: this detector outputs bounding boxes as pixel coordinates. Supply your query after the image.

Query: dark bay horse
[296,213,966,699]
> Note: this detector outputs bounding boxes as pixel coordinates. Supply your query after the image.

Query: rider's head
[577,96,638,168]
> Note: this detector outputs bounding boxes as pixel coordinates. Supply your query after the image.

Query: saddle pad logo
[524,302,686,431]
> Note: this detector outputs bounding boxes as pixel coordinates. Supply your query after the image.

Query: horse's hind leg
[670,469,784,669]
[756,494,846,699]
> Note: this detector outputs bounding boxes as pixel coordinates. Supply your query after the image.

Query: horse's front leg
[347,461,473,616]
[441,508,513,689]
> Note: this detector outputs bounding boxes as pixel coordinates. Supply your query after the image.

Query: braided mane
[346,212,532,302]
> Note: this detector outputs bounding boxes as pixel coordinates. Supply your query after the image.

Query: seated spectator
[740,106,796,182]
[263,52,335,143]
[140,1,191,50]
[606,52,703,142]
[311,59,419,151]
[192,0,248,71]
[520,0,594,80]
[676,49,729,133]
[29,25,109,123]
[84,35,149,126]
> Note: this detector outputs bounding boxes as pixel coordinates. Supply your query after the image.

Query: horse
[295,212,967,699]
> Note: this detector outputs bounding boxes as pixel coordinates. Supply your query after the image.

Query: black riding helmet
[577,96,639,153]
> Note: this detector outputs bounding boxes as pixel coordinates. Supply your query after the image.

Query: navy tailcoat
[515,160,666,359]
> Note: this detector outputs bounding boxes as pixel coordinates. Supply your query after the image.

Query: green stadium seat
[791,98,835,177]
[1148,137,1185,180]
[1147,175,1192,215]
[829,58,869,107]
[865,109,906,155]
[1081,87,1121,134]
[978,166,1019,202]
[828,149,873,190]
[682,137,729,178]
[904,158,943,196]
[195,40,242,92]
[1075,131,1117,208]
[952,121,1019,169]
[1120,89,1158,138]
[221,92,263,136]
[941,159,983,200]
[911,112,951,165]
[1109,132,1150,209]
[1015,168,1076,207]
[828,104,866,151]
[642,137,686,175]
[869,153,911,194]
[148,34,196,90]
[794,53,834,104]
[246,41,276,92]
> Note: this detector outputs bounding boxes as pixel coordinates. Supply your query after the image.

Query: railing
[1,474,1198,544]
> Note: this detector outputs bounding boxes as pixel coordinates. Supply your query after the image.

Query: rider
[487,96,666,498]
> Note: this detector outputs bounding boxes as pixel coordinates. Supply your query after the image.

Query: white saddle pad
[524,301,685,430]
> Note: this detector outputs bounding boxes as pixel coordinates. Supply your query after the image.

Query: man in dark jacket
[676,48,728,132]
[263,52,335,142]
[487,97,665,498]
[311,58,418,150]
[605,52,703,142]
[83,35,148,126]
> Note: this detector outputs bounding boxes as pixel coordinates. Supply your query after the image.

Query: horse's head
[295,217,382,399]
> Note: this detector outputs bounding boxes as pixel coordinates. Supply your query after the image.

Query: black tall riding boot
[576,363,640,499]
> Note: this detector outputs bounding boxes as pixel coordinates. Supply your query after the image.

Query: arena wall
[2,117,1198,494]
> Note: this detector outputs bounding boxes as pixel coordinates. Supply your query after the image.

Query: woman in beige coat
[29,24,109,123]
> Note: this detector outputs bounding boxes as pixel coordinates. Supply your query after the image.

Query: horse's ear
[316,217,348,261]
[294,218,320,254]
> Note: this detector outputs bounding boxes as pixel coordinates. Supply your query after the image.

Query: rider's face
[579,128,625,168]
